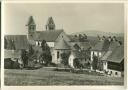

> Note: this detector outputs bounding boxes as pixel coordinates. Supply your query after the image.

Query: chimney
[108,36,112,42]
[102,36,106,40]
[97,35,102,41]
[112,36,117,41]
[118,41,122,46]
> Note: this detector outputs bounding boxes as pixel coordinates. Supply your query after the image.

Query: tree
[83,34,87,40]
[40,40,52,66]
[60,52,70,66]
[74,35,77,37]
[92,55,98,70]
[28,45,34,56]
[79,34,85,42]
[21,50,28,67]
[73,58,83,69]
[4,38,7,49]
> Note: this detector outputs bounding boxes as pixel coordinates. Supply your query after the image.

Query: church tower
[26,16,36,35]
[45,17,56,31]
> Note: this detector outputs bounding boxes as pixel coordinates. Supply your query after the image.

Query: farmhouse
[4,35,28,68]
[54,39,71,64]
[90,38,110,70]
[69,50,90,68]
[101,45,124,77]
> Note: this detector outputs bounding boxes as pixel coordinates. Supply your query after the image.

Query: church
[26,16,71,64]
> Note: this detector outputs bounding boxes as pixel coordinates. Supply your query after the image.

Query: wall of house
[47,42,55,47]
[68,55,75,68]
[91,51,104,71]
[91,51,102,61]
[52,50,62,64]
[35,41,55,48]
[56,32,70,42]
[52,49,70,64]
[107,69,122,77]
[102,61,108,71]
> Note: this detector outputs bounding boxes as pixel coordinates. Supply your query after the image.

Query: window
[38,41,40,46]
[57,51,59,59]
[62,36,63,38]
[115,72,118,75]
[110,71,112,74]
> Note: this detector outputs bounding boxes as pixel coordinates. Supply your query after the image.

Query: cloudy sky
[4,3,124,35]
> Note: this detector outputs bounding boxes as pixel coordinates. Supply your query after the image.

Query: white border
[1,1,128,90]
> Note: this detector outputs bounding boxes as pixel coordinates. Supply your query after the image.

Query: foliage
[60,52,70,66]
[73,58,83,69]
[21,50,28,67]
[78,34,88,42]
[40,40,52,66]
[92,55,98,70]
[28,45,34,57]
[4,38,7,49]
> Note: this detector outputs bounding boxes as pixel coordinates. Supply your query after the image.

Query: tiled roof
[46,17,55,25]
[27,16,35,26]
[101,51,112,60]
[108,41,120,51]
[107,45,124,63]
[92,39,110,51]
[55,39,71,50]
[4,50,21,59]
[71,50,86,59]
[34,30,63,42]
[68,35,99,47]
[74,42,92,50]
[4,35,29,50]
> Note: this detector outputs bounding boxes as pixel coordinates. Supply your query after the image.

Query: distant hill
[71,30,124,37]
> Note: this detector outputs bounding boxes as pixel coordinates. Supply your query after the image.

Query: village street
[4,68,123,86]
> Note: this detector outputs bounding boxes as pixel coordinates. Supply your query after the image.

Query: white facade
[52,50,63,64]
[107,69,122,77]
[47,42,55,48]
[68,54,75,68]
[102,61,108,71]
[91,51,101,61]
[35,41,55,48]
[91,51,102,62]
[91,51,103,70]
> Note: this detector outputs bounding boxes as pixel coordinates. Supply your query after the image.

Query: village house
[101,45,124,77]
[26,16,71,64]
[4,35,29,68]
[90,36,124,77]
[4,50,21,69]
[54,39,71,64]
[68,50,90,69]
[90,38,110,70]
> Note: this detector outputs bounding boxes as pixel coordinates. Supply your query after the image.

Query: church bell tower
[26,16,36,36]
[45,17,56,31]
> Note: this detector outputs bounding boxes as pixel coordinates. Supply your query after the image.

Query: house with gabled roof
[101,45,124,77]
[4,35,29,50]
[53,39,71,64]
[90,39,110,70]
[4,35,28,69]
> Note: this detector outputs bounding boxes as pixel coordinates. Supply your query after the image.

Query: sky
[4,3,124,35]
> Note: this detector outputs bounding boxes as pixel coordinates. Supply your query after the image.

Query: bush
[47,63,57,67]
[4,59,20,69]
[61,52,70,66]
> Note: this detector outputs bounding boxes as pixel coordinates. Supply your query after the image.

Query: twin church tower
[26,16,56,35]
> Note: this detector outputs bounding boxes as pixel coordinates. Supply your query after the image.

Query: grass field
[4,68,124,86]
